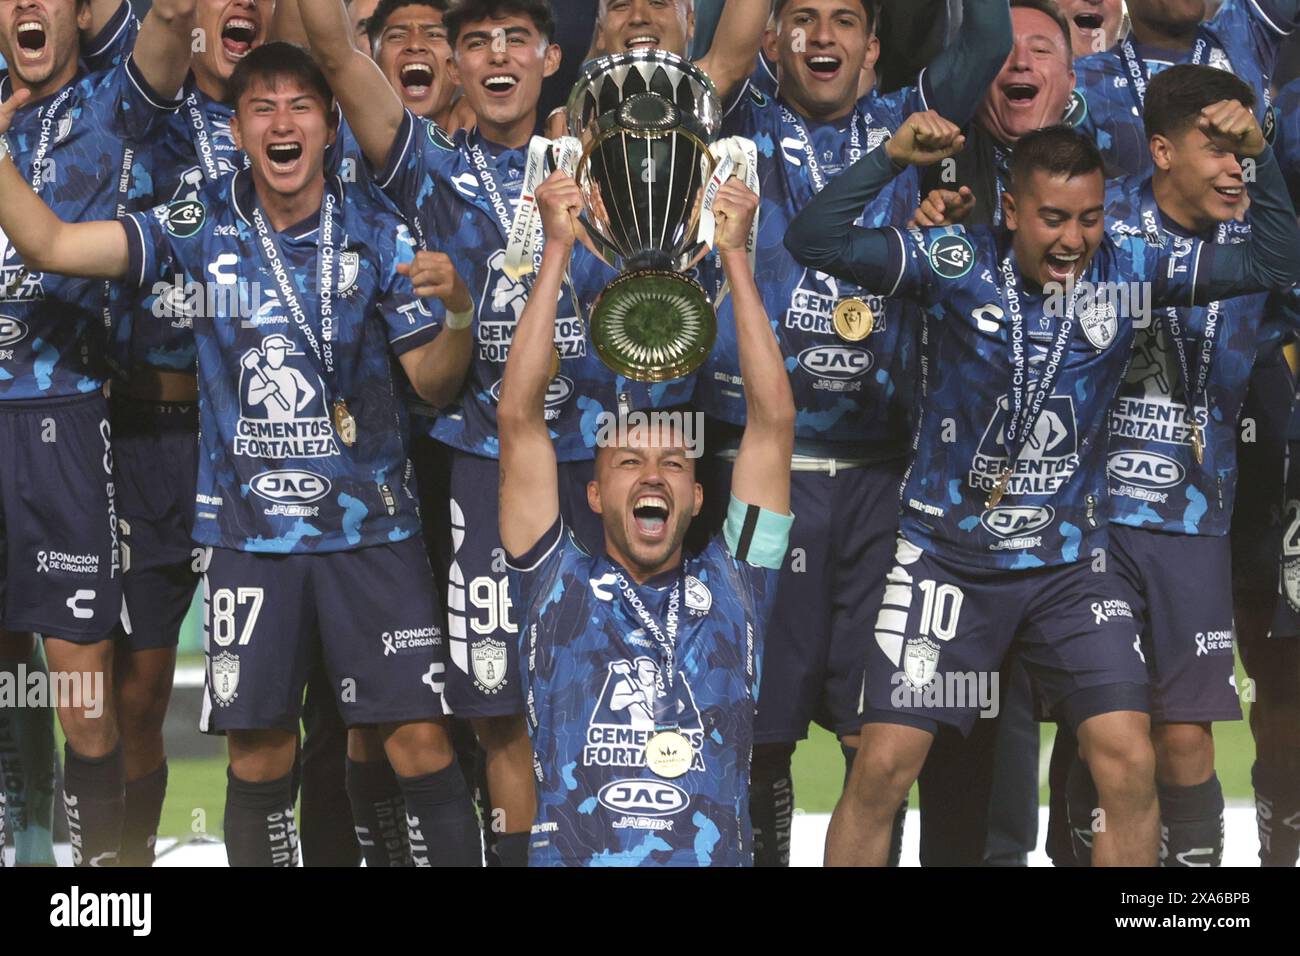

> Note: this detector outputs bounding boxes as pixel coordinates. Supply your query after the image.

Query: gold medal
[332,398,356,447]
[832,297,874,342]
[548,346,562,381]
[1191,425,1204,465]
[644,730,693,779]
[985,468,1012,509]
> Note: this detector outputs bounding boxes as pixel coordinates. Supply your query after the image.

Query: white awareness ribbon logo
[1091,602,1107,625]
[36,550,48,573]
[382,632,396,656]
[1195,633,1208,656]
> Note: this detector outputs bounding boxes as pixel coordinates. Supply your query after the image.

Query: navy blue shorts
[111,396,201,651]
[198,536,448,733]
[709,457,903,742]
[1270,438,1300,638]
[0,393,122,642]
[1108,525,1240,724]
[860,537,1149,736]
[416,440,604,719]
[1231,360,1293,605]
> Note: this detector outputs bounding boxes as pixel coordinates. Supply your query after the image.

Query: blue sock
[1252,762,1300,867]
[224,769,298,867]
[397,763,482,867]
[345,758,409,868]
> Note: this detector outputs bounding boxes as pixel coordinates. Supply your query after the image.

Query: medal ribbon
[614,569,681,730]
[249,177,343,384]
[184,90,223,183]
[1117,34,1210,115]
[997,253,1080,469]
[503,134,580,279]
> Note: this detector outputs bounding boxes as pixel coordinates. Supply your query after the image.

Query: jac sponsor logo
[797,344,872,380]
[980,505,1054,539]
[490,375,573,410]
[249,470,332,504]
[0,314,26,347]
[597,778,689,817]
[1108,450,1184,489]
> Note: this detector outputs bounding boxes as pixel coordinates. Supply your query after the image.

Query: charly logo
[0,314,26,347]
[1108,449,1184,489]
[797,344,872,380]
[980,505,1055,539]
[249,469,332,504]
[927,233,975,280]
[597,778,689,817]
[165,199,206,238]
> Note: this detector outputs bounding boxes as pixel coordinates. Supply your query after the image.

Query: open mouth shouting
[1073,12,1104,31]
[631,493,671,542]
[221,14,258,61]
[1002,80,1041,109]
[1043,250,1083,283]
[265,141,304,174]
[14,19,48,63]
[624,33,660,49]
[400,61,436,98]
[804,53,843,82]
[482,73,519,96]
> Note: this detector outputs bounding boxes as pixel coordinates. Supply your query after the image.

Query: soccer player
[1073,0,1299,178]
[498,169,794,867]
[0,0,196,867]
[784,109,1300,866]
[298,0,622,865]
[1078,64,1300,867]
[690,0,1010,866]
[349,0,382,48]
[363,0,458,129]
[0,42,482,867]
[1058,0,1123,58]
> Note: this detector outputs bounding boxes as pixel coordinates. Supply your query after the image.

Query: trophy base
[590,269,717,383]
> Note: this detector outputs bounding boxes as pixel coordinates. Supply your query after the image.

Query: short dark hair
[444,0,556,46]
[228,42,335,114]
[1010,0,1072,58]
[770,0,880,34]
[1010,124,1104,190]
[1143,64,1256,140]
[367,0,451,53]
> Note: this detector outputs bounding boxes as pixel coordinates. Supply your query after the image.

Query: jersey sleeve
[374,110,452,236]
[1220,0,1298,57]
[120,201,182,294]
[505,517,590,674]
[93,54,183,144]
[80,0,137,73]
[375,208,442,355]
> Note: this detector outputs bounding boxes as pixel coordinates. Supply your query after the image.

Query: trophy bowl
[567,50,722,382]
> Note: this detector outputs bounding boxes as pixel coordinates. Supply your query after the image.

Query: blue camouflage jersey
[1275,77,1300,197]
[1103,174,1294,536]
[507,496,790,866]
[697,81,921,443]
[1074,0,1296,178]
[378,114,627,461]
[696,0,1011,445]
[119,170,438,553]
[0,51,176,398]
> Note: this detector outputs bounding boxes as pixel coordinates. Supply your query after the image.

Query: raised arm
[396,251,476,407]
[1162,102,1300,304]
[912,0,1012,126]
[297,0,407,171]
[786,111,965,290]
[0,94,129,281]
[696,0,769,103]
[498,171,579,557]
[716,179,794,515]
[132,0,197,99]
